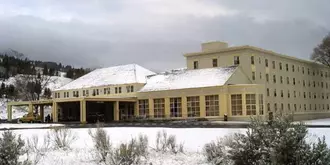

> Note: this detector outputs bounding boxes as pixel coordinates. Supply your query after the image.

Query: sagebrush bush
[26,134,51,165]
[204,115,330,165]
[48,127,77,150]
[0,130,29,165]
[88,125,112,162]
[155,130,184,154]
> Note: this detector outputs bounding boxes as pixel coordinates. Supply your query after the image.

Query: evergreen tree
[48,68,55,76]
[0,82,5,98]
[0,131,26,165]
[66,68,74,79]
[43,64,48,75]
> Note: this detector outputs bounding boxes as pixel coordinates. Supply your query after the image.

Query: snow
[0,123,64,129]
[3,127,329,165]
[3,75,72,91]
[139,66,237,92]
[56,64,155,91]
[303,118,330,125]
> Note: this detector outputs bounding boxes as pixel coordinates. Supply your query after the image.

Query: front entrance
[58,102,80,122]
[86,101,114,123]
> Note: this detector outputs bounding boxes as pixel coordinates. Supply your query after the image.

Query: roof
[56,64,155,91]
[139,66,237,92]
[184,45,326,68]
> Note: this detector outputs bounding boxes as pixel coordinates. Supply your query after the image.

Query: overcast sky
[0,0,329,71]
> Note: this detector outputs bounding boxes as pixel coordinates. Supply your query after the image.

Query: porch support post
[28,103,33,114]
[40,105,44,122]
[80,100,86,123]
[114,101,119,121]
[7,105,12,122]
[52,102,58,122]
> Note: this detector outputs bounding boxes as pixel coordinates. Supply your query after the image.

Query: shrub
[107,135,149,165]
[0,130,28,165]
[88,125,112,162]
[48,127,77,150]
[204,115,330,165]
[204,137,232,165]
[25,134,51,165]
[155,130,184,154]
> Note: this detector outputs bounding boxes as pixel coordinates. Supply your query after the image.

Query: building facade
[7,41,329,123]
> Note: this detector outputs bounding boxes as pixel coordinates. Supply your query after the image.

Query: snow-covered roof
[139,66,237,92]
[56,64,155,91]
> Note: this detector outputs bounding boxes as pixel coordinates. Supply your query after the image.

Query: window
[187,96,200,117]
[304,92,306,98]
[246,94,256,115]
[281,103,284,111]
[321,71,323,77]
[304,104,306,111]
[309,92,311,99]
[313,81,316,87]
[303,80,305,87]
[302,67,304,74]
[279,62,282,70]
[259,57,261,64]
[313,71,315,76]
[115,87,118,94]
[322,82,324,88]
[267,88,270,96]
[287,77,289,84]
[126,85,134,93]
[76,91,79,97]
[288,104,291,111]
[294,91,296,98]
[274,89,277,97]
[267,103,271,112]
[83,90,86,96]
[138,100,149,117]
[154,98,165,118]
[266,74,269,82]
[193,61,198,69]
[96,89,99,95]
[294,104,297,111]
[118,87,122,93]
[308,68,310,75]
[286,64,289,71]
[273,75,276,83]
[322,93,325,99]
[259,94,264,115]
[293,78,296,85]
[212,59,218,67]
[66,92,69,97]
[252,72,256,80]
[234,56,240,65]
[104,88,107,95]
[280,76,283,84]
[64,92,66,98]
[272,61,275,69]
[274,103,277,112]
[231,94,242,116]
[288,90,290,98]
[281,90,284,97]
[265,59,268,67]
[260,72,262,79]
[86,90,89,96]
[292,65,295,72]
[170,97,182,117]
[250,56,254,65]
[205,95,219,116]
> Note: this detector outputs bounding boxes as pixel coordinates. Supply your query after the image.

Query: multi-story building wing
[185,41,330,120]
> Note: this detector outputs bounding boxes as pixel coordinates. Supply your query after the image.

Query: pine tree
[0,131,27,165]
[43,64,48,75]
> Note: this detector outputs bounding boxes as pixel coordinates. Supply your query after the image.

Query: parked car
[19,113,42,123]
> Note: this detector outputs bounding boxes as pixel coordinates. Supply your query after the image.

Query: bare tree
[14,72,54,101]
[311,33,330,67]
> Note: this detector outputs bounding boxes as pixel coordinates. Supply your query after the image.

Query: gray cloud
[0,0,329,71]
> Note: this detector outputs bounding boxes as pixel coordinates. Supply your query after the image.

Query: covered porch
[7,100,53,122]
[52,97,138,123]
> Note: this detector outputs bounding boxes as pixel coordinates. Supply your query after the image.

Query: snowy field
[1,127,328,165]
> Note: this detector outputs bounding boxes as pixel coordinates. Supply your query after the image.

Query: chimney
[201,41,228,52]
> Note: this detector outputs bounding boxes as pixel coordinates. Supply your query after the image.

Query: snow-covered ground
[4,75,72,91]
[3,127,329,165]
